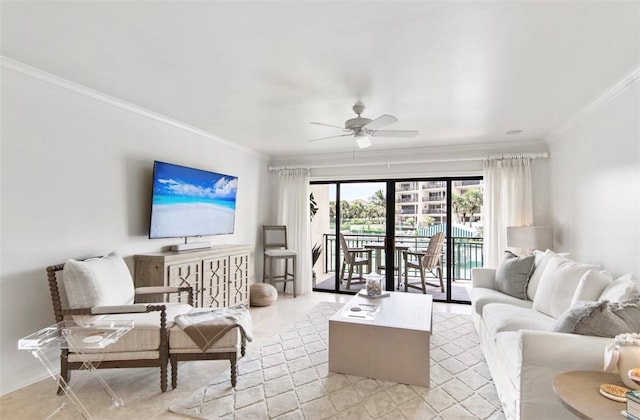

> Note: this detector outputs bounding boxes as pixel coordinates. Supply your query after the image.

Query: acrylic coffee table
[328,291,433,386]
[19,319,134,419]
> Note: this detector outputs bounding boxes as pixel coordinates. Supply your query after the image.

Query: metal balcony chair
[339,233,372,289]
[403,231,445,293]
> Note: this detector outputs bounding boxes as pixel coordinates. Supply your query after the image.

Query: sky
[330,182,386,202]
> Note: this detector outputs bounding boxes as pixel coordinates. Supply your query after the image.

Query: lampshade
[506,226,553,250]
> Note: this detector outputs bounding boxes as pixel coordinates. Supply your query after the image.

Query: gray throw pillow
[553,298,640,337]
[495,251,535,300]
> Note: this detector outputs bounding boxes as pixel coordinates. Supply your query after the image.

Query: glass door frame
[311,175,482,304]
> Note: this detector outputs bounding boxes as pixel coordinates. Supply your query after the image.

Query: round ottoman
[250,283,278,307]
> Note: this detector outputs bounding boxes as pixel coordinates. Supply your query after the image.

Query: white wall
[548,81,640,276]
[0,65,271,395]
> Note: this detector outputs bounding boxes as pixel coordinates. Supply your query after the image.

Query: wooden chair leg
[170,355,178,389]
[347,264,354,289]
[270,258,276,290]
[438,261,444,292]
[292,256,297,297]
[57,354,69,395]
[230,354,238,388]
[340,261,346,283]
[419,264,427,294]
[263,255,268,282]
[283,258,288,292]
[404,264,409,293]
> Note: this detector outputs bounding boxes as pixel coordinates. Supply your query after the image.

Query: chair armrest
[349,248,372,254]
[61,304,166,316]
[471,267,497,289]
[135,286,189,295]
[91,304,151,314]
[403,250,424,257]
[135,286,194,306]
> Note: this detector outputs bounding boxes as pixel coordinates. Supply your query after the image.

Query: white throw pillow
[599,273,640,302]
[526,250,570,301]
[532,255,602,318]
[63,252,135,309]
[570,269,613,307]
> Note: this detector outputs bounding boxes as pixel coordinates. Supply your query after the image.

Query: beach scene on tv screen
[150,162,237,238]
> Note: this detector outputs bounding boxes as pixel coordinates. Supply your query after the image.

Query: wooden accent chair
[47,252,244,394]
[262,225,297,297]
[402,232,445,293]
[339,233,372,289]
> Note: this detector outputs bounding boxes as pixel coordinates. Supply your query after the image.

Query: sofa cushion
[532,256,602,319]
[527,250,570,301]
[63,252,135,309]
[570,270,614,306]
[599,273,640,302]
[554,298,640,337]
[470,287,533,317]
[482,303,556,336]
[495,251,534,300]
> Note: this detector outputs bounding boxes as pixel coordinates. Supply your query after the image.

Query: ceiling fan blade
[307,133,353,143]
[310,122,350,132]
[362,114,398,131]
[366,129,419,138]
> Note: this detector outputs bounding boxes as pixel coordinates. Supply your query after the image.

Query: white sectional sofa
[470,250,640,419]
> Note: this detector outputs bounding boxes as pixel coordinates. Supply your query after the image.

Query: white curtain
[275,168,312,295]
[483,157,533,267]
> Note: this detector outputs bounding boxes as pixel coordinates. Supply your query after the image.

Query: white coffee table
[328,291,433,387]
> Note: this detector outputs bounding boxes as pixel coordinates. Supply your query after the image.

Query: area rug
[169,302,504,419]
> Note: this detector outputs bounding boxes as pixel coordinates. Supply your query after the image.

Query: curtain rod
[268,152,548,171]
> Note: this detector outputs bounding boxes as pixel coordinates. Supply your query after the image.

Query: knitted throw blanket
[175,305,253,352]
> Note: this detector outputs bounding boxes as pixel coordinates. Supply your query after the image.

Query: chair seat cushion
[72,303,193,353]
[265,249,297,257]
[250,283,278,306]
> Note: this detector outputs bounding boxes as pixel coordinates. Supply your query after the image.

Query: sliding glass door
[311,177,483,304]
[311,182,386,293]
[395,179,483,303]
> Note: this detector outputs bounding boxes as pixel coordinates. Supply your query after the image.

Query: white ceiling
[1,1,639,158]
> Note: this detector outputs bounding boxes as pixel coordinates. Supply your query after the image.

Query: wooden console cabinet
[133,245,251,308]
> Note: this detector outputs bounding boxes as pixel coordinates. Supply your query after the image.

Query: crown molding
[546,65,640,143]
[0,56,268,160]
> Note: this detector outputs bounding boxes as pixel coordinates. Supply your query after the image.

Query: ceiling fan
[309,101,419,149]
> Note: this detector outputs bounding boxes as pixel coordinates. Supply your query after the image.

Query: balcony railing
[320,233,483,281]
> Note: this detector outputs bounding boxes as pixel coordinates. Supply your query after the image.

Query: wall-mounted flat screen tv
[149,161,237,239]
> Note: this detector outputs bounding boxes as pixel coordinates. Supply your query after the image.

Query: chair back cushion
[63,252,135,309]
[263,225,288,250]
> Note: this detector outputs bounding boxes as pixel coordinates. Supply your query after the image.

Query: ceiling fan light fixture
[355,135,372,149]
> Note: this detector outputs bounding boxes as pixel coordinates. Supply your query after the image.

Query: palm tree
[371,189,386,210]
[451,193,468,224]
[464,190,483,226]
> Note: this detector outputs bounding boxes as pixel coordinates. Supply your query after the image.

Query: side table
[19,319,134,419]
[553,371,627,419]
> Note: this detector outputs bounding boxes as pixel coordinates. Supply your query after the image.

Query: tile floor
[0,291,471,419]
